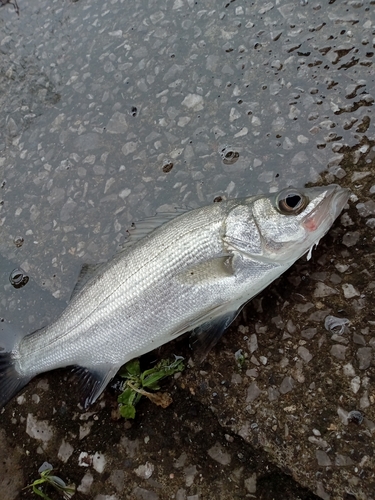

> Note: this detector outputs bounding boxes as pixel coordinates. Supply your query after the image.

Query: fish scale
[19,205,225,370]
[0,184,350,409]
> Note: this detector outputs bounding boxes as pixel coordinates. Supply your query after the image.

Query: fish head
[224,184,350,264]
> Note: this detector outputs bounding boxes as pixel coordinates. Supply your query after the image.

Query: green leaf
[117,357,185,419]
[118,359,141,378]
[117,387,136,405]
[141,372,162,390]
[119,404,136,419]
[141,358,184,388]
[32,485,53,500]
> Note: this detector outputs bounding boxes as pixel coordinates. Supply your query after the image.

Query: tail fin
[0,350,30,408]
[0,321,30,408]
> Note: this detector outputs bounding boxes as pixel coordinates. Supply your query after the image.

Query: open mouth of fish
[302,184,350,261]
[303,184,350,233]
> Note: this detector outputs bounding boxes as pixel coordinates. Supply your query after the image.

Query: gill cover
[223,203,263,256]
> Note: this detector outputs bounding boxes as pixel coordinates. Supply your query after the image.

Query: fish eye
[276,189,309,215]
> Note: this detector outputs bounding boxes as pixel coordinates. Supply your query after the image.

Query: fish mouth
[302,184,351,235]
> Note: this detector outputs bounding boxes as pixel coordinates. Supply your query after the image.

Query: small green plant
[235,348,246,370]
[118,357,185,419]
[23,465,75,500]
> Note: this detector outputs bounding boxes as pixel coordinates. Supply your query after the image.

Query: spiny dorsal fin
[71,208,190,300]
[119,208,189,252]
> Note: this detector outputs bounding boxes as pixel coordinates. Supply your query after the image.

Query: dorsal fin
[119,208,189,252]
[70,208,190,300]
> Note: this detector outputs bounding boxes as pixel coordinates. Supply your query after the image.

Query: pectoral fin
[177,254,234,285]
[72,364,120,408]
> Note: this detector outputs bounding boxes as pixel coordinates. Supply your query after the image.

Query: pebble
[330,345,348,360]
[308,436,328,448]
[342,231,360,247]
[357,347,372,370]
[134,462,155,479]
[335,264,349,273]
[298,346,313,363]
[246,382,261,402]
[77,472,94,494]
[268,387,280,402]
[313,282,337,297]
[353,333,366,345]
[340,212,354,227]
[93,452,106,473]
[244,473,257,493]
[207,442,231,466]
[106,112,128,134]
[351,171,371,182]
[248,334,258,353]
[26,414,54,443]
[181,94,204,111]
[109,470,125,492]
[57,440,74,463]
[184,465,198,487]
[279,376,295,394]
[356,200,375,217]
[350,376,361,394]
[337,407,349,425]
[335,454,354,467]
[343,363,356,377]
[316,450,331,466]
[301,327,318,340]
[132,487,158,500]
[342,283,360,298]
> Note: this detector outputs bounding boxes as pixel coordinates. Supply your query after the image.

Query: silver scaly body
[0,184,350,408]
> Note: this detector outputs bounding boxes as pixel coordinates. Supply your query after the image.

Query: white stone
[134,462,154,479]
[342,283,360,298]
[181,94,204,111]
[350,376,361,394]
[58,440,74,463]
[26,414,54,443]
[77,472,93,494]
[93,452,106,473]
[343,363,356,377]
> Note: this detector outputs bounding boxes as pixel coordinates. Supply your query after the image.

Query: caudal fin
[0,351,30,408]
[0,321,31,408]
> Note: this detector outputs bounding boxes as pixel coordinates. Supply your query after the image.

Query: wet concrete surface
[0,0,374,498]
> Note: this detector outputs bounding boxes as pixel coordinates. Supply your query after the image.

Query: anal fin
[72,364,120,408]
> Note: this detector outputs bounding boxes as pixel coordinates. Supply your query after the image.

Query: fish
[0,184,350,409]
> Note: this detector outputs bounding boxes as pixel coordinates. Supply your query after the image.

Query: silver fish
[0,184,349,408]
